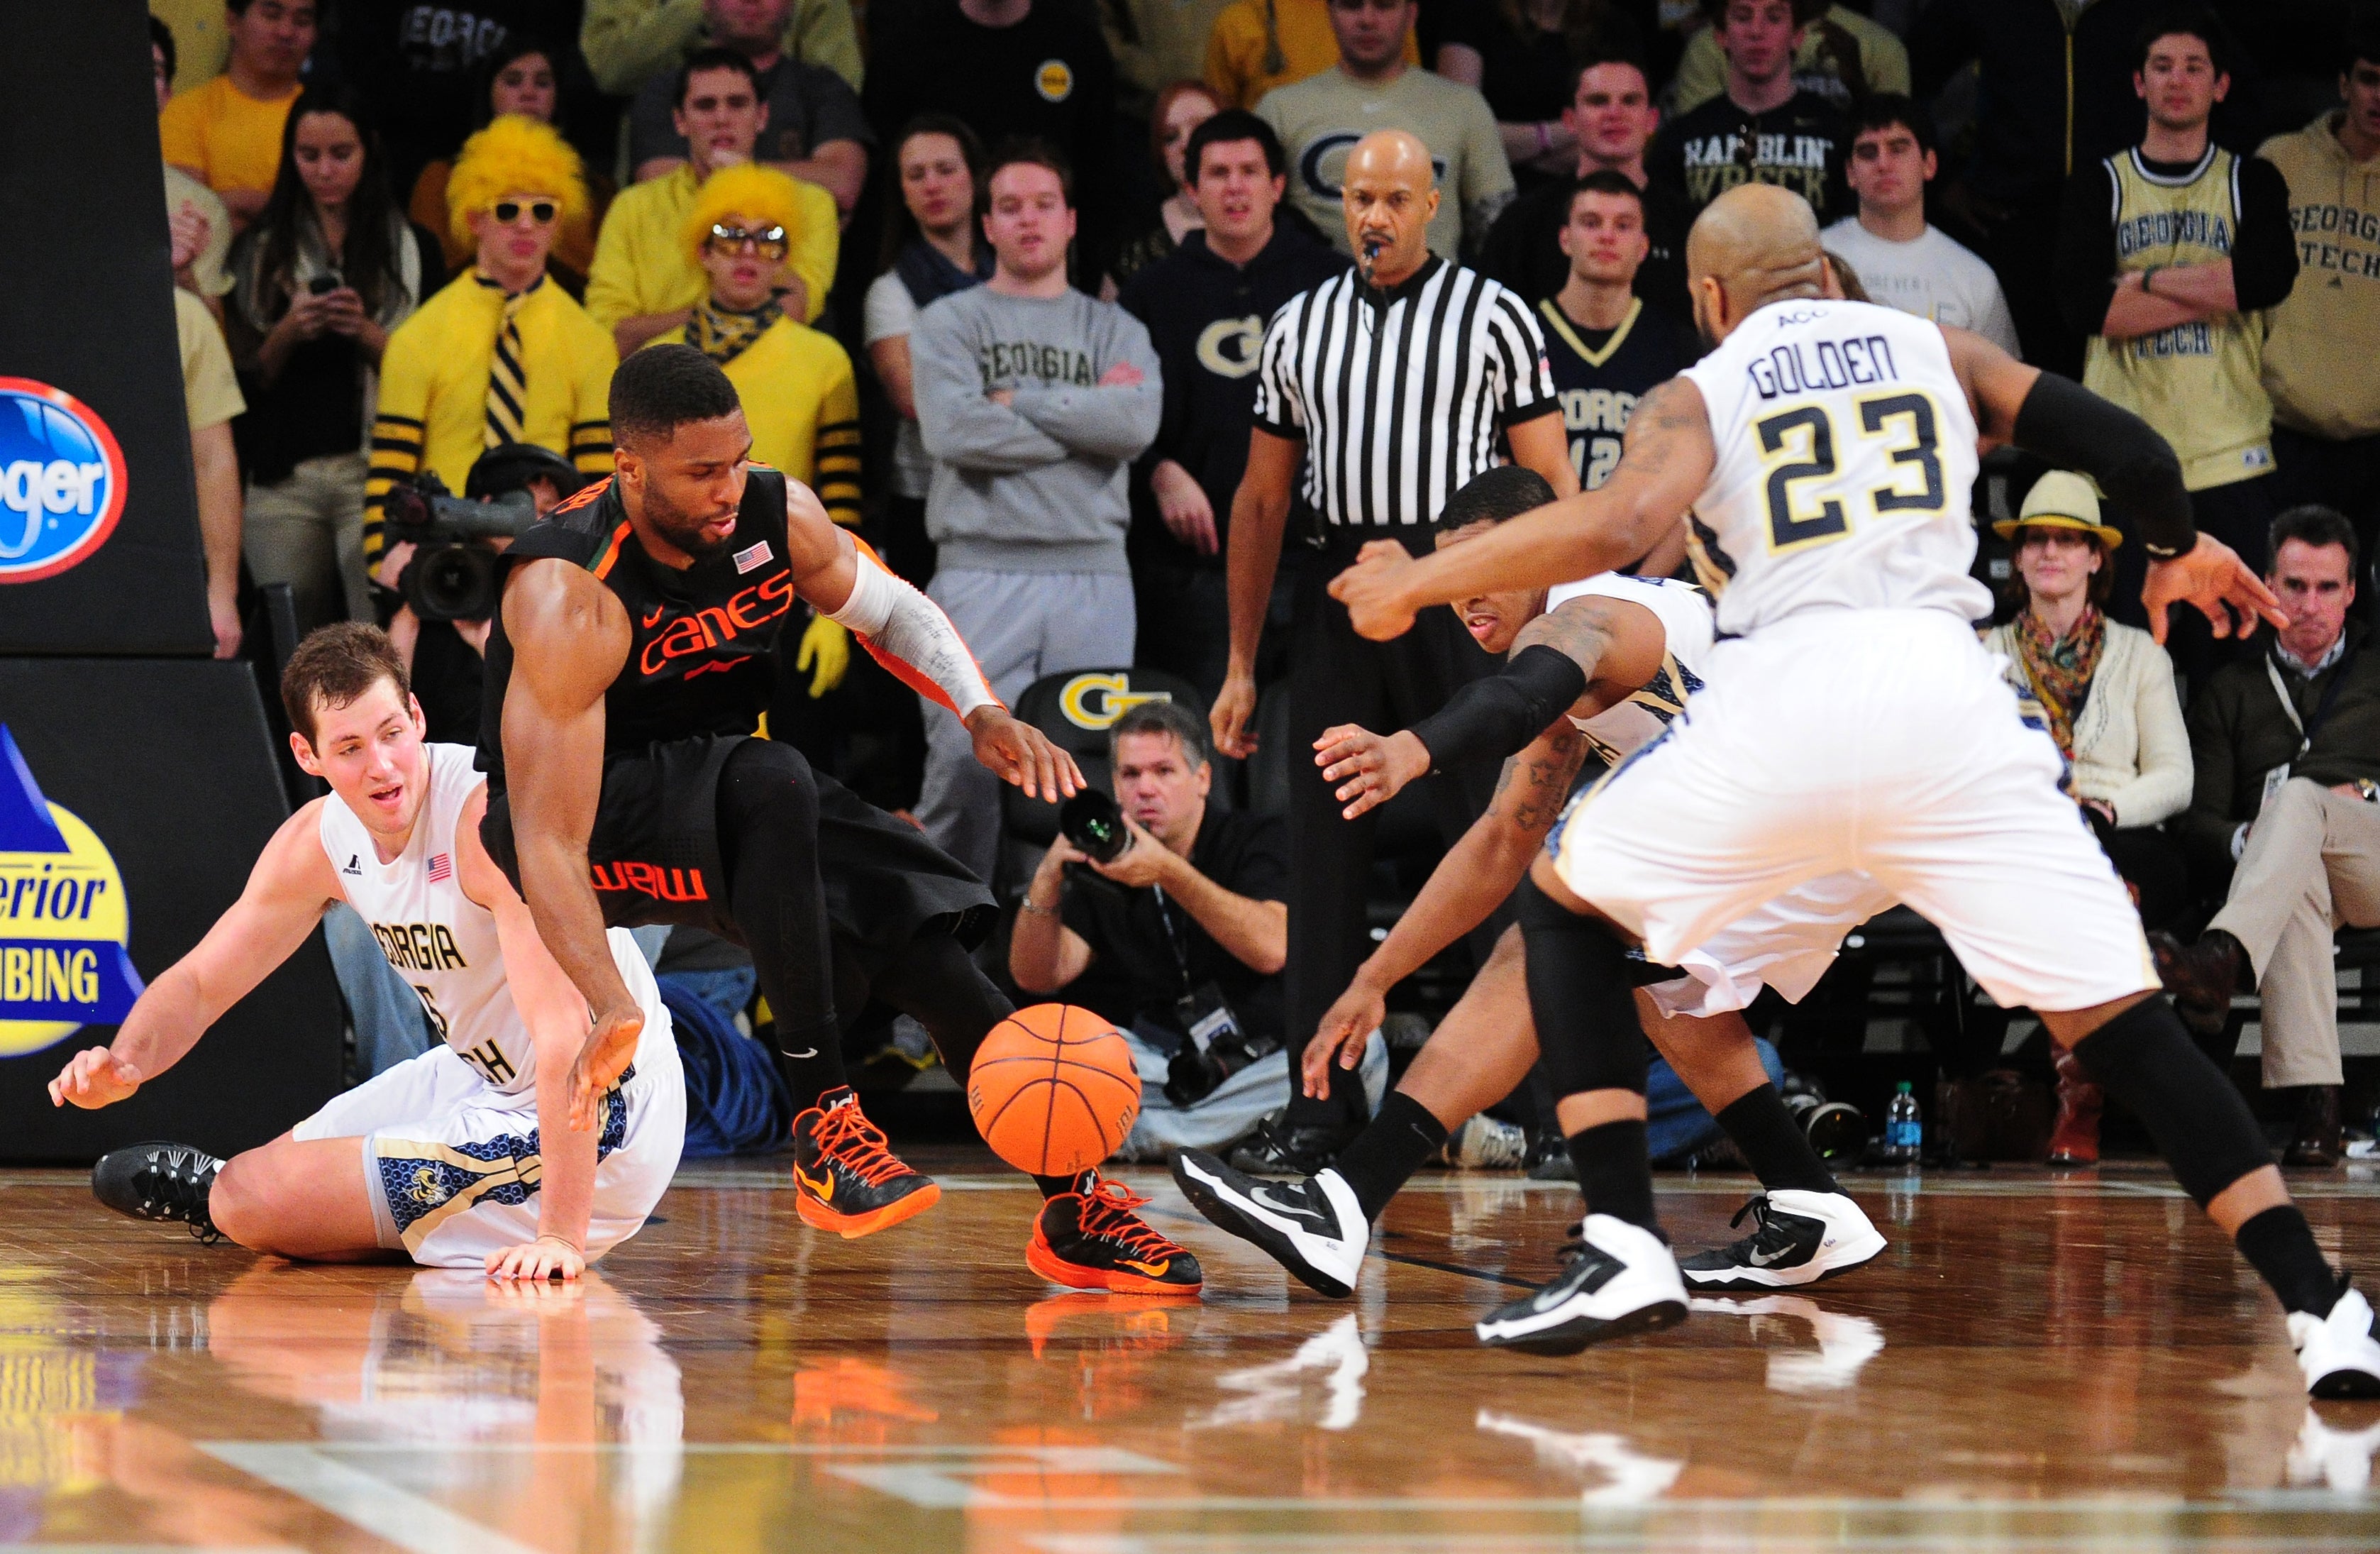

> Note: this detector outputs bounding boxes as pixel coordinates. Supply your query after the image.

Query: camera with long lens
[1163,1018,1283,1108]
[381,473,539,622]
[1059,788,1131,864]
[1781,1072,1866,1162]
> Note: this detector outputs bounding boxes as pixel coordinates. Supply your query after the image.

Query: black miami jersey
[1536,297,1700,491]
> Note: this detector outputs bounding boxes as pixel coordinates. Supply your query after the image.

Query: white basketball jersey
[1678,299,1988,638]
[321,742,657,1095]
[1544,573,1715,766]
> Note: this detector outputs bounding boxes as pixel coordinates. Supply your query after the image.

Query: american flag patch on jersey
[734,541,773,574]
[427,853,452,883]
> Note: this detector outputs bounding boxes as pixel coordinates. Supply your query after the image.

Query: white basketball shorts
[1551,608,2159,1015]
[292,998,685,1269]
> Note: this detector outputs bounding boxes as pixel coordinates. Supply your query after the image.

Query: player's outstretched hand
[1306,980,1385,1098]
[965,707,1084,801]
[1315,724,1429,820]
[1211,672,1259,758]
[486,1233,586,1282]
[48,1046,141,1109]
[1327,540,1419,642]
[567,1003,646,1133]
[2142,533,2288,644]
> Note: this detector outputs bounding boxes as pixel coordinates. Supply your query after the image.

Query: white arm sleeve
[826,546,1001,717]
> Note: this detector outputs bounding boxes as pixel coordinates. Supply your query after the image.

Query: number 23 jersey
[1678,298,1986,639]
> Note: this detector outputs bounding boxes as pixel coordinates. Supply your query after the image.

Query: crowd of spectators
[152,0,2380,1155]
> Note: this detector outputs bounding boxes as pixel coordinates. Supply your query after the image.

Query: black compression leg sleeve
[863,929,1082,1198]
[1715,1086,1839,1196]
[1514,877,1649,1100]
[716,740,843,1108]
[1332,1092,1451,1220]
[2071,995,2272,1206]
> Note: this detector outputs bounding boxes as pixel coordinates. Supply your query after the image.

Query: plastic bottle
[1881,1081,1922,1163]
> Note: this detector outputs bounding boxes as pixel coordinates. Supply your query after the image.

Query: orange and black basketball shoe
[792,1088,941,1238]
[1028,1172,1203,1294]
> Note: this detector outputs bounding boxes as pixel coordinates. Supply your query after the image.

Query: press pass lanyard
[1151,884,1193,997]
[2268,640,2359,759]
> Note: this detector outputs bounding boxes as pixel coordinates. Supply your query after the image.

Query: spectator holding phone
[226,87,443,633]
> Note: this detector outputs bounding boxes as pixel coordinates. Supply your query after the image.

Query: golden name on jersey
[1744,329,1900,402]
[372,920,470,973]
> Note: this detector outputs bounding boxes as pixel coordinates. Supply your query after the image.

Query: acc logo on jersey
[1035,59,1074,101]
[1058,673,1172,731]
[0,378,128,584]
[0,724,143,1058]
[1196,316,1266,379]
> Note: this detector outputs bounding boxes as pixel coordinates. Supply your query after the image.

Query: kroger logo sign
[0,378,128,584]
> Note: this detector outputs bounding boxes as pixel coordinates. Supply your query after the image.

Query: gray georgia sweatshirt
[912,285,1163,574]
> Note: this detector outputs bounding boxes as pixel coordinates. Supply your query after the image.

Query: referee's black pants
[1285,529,1507,1130]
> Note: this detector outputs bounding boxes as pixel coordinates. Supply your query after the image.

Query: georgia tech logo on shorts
[1196,316,1266,379]
[0,378,128,584]
[1058,673,1172,731]
[1035,59,1074,102]
[0,724,143,1058]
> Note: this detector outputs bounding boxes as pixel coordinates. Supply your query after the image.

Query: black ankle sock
[1330,1092,1449,1220]
[1715,1086,1838,1196]
[1033,1172,1085,1199]
[1566,1120,1659,1232]
[2235,1204,2342,1316]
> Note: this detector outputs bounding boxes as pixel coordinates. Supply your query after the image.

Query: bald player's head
[1342,129,1439,287]
[1683,182,1828,347]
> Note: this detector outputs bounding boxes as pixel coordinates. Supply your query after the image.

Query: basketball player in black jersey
[1538,172,1700,497]
[481,346,1203,1292]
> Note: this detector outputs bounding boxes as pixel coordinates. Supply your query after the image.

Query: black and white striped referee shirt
[1252,256,1559,529]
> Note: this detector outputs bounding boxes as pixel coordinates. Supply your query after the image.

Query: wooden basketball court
[7,1150,2380,1553]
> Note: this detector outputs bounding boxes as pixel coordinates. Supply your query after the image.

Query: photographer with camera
[1013,701,1330,1155]
[374,443,578,742]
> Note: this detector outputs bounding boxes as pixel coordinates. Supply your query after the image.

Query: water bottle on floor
[1881,1081,1922,1164]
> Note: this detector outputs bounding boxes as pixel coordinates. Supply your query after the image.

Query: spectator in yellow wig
[366,116,616,565]
[651,162,863,695]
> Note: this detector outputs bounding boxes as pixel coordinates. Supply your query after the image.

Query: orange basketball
[967,1004,1141,1176]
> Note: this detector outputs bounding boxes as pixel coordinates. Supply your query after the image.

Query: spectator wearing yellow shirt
[407,39,607,287]
[152,18,234,311]
[654,163,861,695]
[585,48,839,356]
[1204,0,1417,109]
[581,0,863,97]
[365,117,616,565]
[176,287,246,659]
[157,0,316,229]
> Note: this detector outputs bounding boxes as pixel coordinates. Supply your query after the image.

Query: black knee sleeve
[2074,996,2272,1206]
[875,928,1013,1083]
[716,739,838,1051]
[1515,876,1648,1100]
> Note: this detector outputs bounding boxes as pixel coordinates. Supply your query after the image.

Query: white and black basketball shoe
[2291,1285,2380,1398]
[1171,1150,1368,1296]
[92,1142,225,1243]
[1677,1190,1886,1291]
[1474,1214,1688,1355]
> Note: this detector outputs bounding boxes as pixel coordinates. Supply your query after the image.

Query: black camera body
[382,474,538,622]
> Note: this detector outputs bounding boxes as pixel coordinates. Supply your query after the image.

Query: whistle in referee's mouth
[1360,236,1385,279]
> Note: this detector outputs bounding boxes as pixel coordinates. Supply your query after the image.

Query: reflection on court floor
[4,1155,2380,1552]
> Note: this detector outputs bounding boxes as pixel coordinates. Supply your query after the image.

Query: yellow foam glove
[796,613,851,698]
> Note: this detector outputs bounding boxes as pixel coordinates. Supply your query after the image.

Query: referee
[1212,129,1576,1174]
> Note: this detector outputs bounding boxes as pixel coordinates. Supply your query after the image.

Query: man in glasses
[366,116,617,572]
[588,48,841,356]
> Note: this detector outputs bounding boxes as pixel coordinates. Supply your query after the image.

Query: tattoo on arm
[1512,600,1620,683]
[1614,378,1700,483]
[1488,724,1589,837]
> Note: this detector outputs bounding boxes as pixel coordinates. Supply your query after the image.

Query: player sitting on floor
[48,624,684,1278]
[1174,466,1886,1296]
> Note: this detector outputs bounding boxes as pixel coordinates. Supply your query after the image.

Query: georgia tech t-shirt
[1256,65,1512,260]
